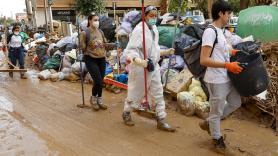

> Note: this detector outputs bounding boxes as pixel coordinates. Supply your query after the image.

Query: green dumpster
[237,6,278,42]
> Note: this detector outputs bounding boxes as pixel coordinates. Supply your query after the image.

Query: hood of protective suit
[124,21,161,65]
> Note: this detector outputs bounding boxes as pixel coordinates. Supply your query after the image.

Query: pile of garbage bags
[177,79,209,119]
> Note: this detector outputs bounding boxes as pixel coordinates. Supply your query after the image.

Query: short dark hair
[211,0,232,20]
[12,25,20,32]
[87,12,98,27]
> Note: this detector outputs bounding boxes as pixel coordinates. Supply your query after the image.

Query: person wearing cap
[7,24,27,79]
[122,5,176,132]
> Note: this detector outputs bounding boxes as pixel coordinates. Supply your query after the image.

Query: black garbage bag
[233,41,261,54]
[229,52,269,97]
[174,33,198,57]
[183,24,206,40]
[65,43,77,52]
[99,16,116,42]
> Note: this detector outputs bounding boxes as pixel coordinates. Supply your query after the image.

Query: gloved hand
[160,48,175,56]
[126,57,155,72]
[146,58,155,72]
[128,57,148,67]
[225,62,243,74]
[230,49,239,56]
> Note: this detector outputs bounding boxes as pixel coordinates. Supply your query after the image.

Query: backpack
[180,24,218,78]
[179,24,218,97]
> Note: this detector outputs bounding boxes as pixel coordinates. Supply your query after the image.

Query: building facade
[35,0,161,27]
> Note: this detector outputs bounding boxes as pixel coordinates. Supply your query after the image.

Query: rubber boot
[90,96,100,111]
[97,97,108,110]
[157,118,176,132]
[122,112,135,126]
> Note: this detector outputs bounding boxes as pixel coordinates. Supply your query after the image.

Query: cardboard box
[166,69,193,95]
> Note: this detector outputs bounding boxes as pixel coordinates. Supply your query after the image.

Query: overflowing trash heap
[245,41,278,131]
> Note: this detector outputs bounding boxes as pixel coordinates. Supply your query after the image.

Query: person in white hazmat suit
[122,6,176,132]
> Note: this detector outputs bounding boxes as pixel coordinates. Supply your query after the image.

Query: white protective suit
[123,22,167,119]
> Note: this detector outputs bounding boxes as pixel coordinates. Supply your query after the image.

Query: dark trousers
[84,55,106,97]
[8,47,25,69]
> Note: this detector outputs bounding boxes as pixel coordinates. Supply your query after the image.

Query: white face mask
[92,21,99,28]
[14,32,19,35]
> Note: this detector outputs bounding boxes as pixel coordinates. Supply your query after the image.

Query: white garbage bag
[38,69,52,80]
[177,92,195,116]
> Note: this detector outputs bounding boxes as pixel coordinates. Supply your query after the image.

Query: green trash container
[237,6,278,42]
[157,25,181,48]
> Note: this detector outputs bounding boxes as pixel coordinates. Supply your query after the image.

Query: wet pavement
[0,96,57,156]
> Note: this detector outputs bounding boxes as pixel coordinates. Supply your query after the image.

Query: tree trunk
[240,0,250,10]
[160,0,168,16]
[208,0,213,19]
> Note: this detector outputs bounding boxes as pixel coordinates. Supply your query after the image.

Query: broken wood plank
[0,69,27,72]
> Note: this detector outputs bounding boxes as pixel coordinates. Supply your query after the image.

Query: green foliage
[193,0,208,18]
[0,17,16,26]
[229,0,241,15]
[194,0,250,18]
[168,0,188,14]
[74,0,106,16]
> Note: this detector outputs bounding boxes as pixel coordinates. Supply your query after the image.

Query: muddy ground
[0,71,278,156]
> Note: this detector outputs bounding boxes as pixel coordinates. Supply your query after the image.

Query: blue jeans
[8,47,25,69]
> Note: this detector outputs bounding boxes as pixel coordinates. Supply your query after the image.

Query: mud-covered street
[0,72,277,156]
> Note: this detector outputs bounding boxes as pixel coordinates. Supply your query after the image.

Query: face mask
[92,21,99,28]
[14,32,19,35]
[147,18,157,26]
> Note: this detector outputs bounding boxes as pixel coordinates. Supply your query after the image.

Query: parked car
[227,16,238,33]
[229,16,238,26]
[192,15,205,25]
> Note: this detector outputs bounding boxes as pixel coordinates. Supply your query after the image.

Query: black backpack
[176,24,218,97]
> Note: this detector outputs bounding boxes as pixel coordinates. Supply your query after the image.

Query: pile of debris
[245,41,278,131]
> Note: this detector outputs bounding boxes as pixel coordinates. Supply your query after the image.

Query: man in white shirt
[199,0,243,154]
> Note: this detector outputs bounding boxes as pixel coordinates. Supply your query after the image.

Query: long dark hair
[87,13,98,27]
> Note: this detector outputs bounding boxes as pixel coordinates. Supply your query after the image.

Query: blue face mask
[147,18,157,26]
